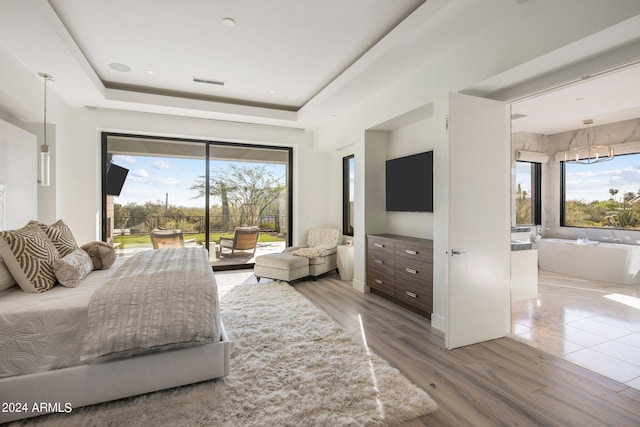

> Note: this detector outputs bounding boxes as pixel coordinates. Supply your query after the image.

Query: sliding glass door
[102,133,292,269]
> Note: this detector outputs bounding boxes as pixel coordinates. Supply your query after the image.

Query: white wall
[0,118,37,229]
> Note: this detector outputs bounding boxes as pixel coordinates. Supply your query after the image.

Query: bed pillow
[0,255,18,293]
[0,225,60,293]
[81,241,117,270]
[54,248,93,288]
[28,219,78,257]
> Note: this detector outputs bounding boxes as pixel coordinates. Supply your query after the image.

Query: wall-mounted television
[106,163,129,196]
[385,151,433,212]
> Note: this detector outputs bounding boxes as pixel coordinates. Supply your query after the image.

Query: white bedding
[0,259,119,378]
[0,248,220,379]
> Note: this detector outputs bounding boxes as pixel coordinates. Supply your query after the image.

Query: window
[561,153,640,230]
[515,161,541,225]
[343,155,354,236]
[102,133,292,269]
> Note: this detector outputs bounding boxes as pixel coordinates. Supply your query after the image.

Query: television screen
[385,151,433,212]
[106,163,129,196]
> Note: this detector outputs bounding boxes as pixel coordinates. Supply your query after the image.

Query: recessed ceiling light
[269,89,276,94]
[109,62,131,72]
[146,70,154,75]
[222,17,236,27]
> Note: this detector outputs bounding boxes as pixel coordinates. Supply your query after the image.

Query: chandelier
[564,119,614,164]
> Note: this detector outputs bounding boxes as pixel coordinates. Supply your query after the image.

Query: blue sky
[112,155,286,208]
[564,153,640,202]
[116,152,637,208]
[517,153,640,203]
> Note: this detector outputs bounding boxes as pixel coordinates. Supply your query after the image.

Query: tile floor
[510,269,640,390]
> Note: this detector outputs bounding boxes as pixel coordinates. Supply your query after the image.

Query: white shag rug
[13,280,437,426]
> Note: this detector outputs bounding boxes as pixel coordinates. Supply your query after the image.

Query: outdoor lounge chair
[150,229,196,249]
[219,226,260,256]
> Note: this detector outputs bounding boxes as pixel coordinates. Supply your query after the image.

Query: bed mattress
[0,249,220,379]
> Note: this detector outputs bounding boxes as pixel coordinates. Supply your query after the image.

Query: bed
[0,246,231,423]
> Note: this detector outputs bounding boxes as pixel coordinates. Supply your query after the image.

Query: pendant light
[38,72,53,186]
[564,119,614,164]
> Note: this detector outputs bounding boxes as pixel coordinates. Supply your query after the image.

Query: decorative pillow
[28,219,78,257]
[81,241,117,270]
[53,248,93,288]
[0,225,60,293]
[0,255,18,293]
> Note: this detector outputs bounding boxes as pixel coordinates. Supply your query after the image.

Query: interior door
[445,93,511,349]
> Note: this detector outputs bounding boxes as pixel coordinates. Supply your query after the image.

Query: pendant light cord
[43,75,47,148]
[38,72,52,149]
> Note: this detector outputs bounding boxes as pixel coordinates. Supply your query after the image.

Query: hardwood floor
[282,273,640,426]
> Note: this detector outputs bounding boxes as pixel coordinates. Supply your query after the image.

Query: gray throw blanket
[81,247,220,361]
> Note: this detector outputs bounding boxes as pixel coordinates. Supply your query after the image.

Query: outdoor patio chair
[219,226,260,256]
[150,229,196,249]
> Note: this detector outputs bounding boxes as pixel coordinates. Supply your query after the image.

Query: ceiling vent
[193,77,225,86]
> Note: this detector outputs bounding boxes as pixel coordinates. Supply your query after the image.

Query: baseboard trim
[431,313,445,333]
[352,279,368,293]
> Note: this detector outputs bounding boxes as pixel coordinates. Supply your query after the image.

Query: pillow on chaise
[54,248,93,288]
[0,225,60,293]
[28,219,78,257]
[81,241,116,270]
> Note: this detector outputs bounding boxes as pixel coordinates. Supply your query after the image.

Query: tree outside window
[562,152,640,230]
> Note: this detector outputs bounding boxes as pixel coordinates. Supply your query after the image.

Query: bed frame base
[0,322,231,423]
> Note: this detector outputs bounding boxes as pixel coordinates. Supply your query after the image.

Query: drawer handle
[405,249,418,255]
[405,268,417,274]
[374,259,384,264]
[374,279,384,285]
[374,243,384,248]
[405,291,417,298]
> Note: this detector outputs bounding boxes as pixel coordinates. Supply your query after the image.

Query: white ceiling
[511,62,640,135]
[48,0,425,111]
[1,0,640,136]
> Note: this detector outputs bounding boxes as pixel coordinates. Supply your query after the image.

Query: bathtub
[537,238,640,285]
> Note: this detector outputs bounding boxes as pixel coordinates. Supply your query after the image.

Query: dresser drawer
[367,251,394,273]
[396,281,433,312]
[367,234,433,316]
[368,237,394,254]
[395,260,432,286]
[396,242,432,263]
[366,268,395,297]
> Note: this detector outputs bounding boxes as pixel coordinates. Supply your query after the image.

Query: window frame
[101,132,294,267]
[560,153,639,230]
[342,154,354,236]
[515,160,542,226]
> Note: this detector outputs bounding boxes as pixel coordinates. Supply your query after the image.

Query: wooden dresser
[366,234,433,316]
